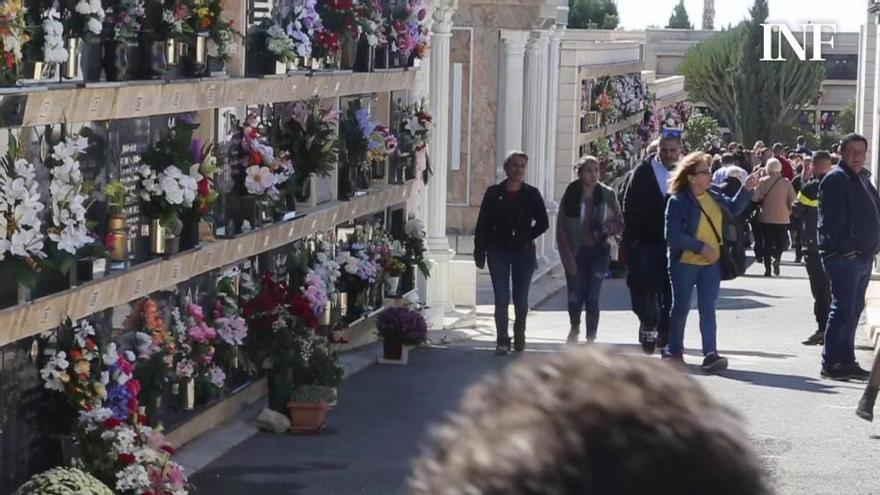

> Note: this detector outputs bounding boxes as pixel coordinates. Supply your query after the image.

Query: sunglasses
[661,127,683,139]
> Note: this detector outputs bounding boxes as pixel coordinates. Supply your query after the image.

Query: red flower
[118,357,134,375]
[126,379,141,397]
[160,444,177,455]
[198,177,211,196]
[118,453,136,465]
[250,150,263,165]
[127,397,139,412]
[289,292,319,328]
[69,349,84,361]
[4,52,14,71]
[85,339,97,351]
[103,417,123,429]
[138,413,150,425]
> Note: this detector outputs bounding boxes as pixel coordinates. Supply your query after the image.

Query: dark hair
[407,347,773,495]
[797,135,806,145]
[721,153,736,165]
[772,142,784,151]
[813,150,832,163]
[840,133,868,155]
[503,151,529,170]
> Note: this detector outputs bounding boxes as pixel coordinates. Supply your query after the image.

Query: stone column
[496,30,530,181]
[542,27,564,268]
[424,0,457,327]
[523,30,551,266]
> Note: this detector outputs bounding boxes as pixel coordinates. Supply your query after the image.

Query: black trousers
[626,242,671,344]
[761,223,789,270]
[804,251,831,333]
[751,216,765,260]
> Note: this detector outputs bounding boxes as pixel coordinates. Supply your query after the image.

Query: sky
[617,0,865,33]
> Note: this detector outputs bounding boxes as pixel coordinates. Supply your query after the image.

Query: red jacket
[776,155,795,180]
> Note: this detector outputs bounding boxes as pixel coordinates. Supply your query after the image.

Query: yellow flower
[59,371,70,383]
[74,360,91,375]
[94,383,107,400]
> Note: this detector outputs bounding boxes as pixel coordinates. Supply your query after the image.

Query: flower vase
[323,51,341,71]
[148,218,176,256]
[371,158,386,180]
[141,33,167,79]
[63,38,80,80]
[76,257,107,283]
[103,40,129,81]
[374,45,389,69]
[268,367,292,413]
[356,167,371,191]
[191,33,209,77]
[293,173,311,203]
[338,164,356,201]
[107,213,128,261]
[385,275,400,296]
[178,208,201,252]
[180,378,195,410]
[379,339,409,364]
[80,38,104,82]
[340,35,358,70]
[354,36,374,73]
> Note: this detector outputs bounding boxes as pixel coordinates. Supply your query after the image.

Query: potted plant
[205,0,237,75]
[248,18,296,76]
[172,300,226,407]
[282,0,320,71]
[288,384,334,432]
[339,99,377,198]
[314,0,359,69]
[384,257,405,296]
[393,98,433,183]
[65,0,107,81]
[15,467,113,495]
[376,306,427,364]
[0,0,30,86]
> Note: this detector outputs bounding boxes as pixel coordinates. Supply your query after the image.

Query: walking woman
[751,158,796,277]
[474,151,549,355]
[664,152,759,371]
[557,156,624,344]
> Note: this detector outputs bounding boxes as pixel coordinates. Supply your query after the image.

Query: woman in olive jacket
[557,156,623,344]
[474,151,549,355]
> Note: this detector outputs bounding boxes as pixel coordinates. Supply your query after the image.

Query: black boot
[585,311,599,342]
[513,321,525,352]
[773,258,781,276]
[857,386,879,422]
[764,257,772,277]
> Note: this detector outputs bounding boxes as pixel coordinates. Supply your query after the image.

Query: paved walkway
[188,253,880,494]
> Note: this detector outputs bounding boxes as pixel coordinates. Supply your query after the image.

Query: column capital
[500,29,531,49]
[431,0,458,34]
[550,26,566,42]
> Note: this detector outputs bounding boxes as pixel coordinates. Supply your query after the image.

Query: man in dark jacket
[622,128,681,354]
[818,134,880,380]
[793,151,832,346]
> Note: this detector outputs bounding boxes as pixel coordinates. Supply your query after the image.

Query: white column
[523,30,551,266]
[496,30,529,181]
[542,27,564,268]
[424,0,457,328]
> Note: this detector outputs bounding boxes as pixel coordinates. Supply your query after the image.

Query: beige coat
[752,173,796,224]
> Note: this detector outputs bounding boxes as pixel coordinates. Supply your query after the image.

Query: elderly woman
[557,156,624,344]
[474,151,549,355]
[752,158,797,276]
[664,152,758,371]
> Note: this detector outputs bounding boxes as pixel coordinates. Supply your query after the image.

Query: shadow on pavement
[714,368,840,394]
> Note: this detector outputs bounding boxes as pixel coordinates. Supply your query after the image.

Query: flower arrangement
[367,125,397,163]
[335,227,382,293]
[403,217,429,278]
[315,0,360,57]
[310,239,341,297]
[105,0,144,42]
[42,7,68,63]
[376,306,427,346]
[264,20,298,63]
[69,0,106,41]
[105,180,127,214]
[213,276,248,346]
[278,98,339,183]
[139,120,203,234]
[0,136,47,288]
[208,17,238,63]
[191,140,219,217]
[40,319,108,415]
[189,0,220,32]
[394,98,433,154]
[162,2,193,36]
[0,0,30,84]
[357,0,386,47]
[45,135,94,258]
[389,0,429,61]
[15,467,113,495]
[173,300,226,399]
[285,0,321,58]
[229,113,294,201]
[592,73,646,125]
[119,297,175,417]
[340,100,375,173]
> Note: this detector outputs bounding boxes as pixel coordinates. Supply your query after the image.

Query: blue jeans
[667,261,721,356]
[822,255,873,370]
[487,248,537,346]
[566,245,610,336]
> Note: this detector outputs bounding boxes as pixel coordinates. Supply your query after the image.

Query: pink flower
[188,303,204,323]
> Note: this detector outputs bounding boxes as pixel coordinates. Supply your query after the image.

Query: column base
[425,247,456,329]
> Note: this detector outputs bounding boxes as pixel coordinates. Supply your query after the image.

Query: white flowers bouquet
[42,7,68,63]
[266,22,298,63]
[138,164,199,232]
[47,136,93,256]
[73,0,106,38]
[0,150,46,267]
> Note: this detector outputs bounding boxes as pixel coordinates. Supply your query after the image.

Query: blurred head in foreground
[407,347,772,495]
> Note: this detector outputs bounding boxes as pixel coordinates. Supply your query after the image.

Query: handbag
[696,199,740,281]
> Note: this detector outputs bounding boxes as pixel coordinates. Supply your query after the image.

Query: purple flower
[355,109,377,139]
[105,383,133,420]
[291,101,310,130]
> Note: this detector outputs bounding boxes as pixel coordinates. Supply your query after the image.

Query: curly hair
[406,347,773,495]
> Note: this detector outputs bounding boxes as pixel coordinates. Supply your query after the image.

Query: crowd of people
[472,130,880,420]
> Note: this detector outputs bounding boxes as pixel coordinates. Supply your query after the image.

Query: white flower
[405,218,426,239]
[104,343,120,366]
[40,351,70,392]
[10,228,45,258]
[89,0,102,13]
[210,366,226,388]
[244,166,276,195]
[75,0,92,14]
[87,17,103,35]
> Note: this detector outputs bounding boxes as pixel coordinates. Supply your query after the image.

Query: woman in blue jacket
[664,152,759,372]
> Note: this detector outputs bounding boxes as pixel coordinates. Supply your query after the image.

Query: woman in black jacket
[474,151,549,355]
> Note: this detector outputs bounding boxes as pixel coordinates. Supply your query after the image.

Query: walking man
[793,151,832,346]
[622,128,681,354]
[818,134,880,380]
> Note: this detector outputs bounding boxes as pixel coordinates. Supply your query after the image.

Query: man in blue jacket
[818,133,880,381]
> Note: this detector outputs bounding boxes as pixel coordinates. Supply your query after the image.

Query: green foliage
[568,0,619,29]
[839,99,855,134]
[679,0,824,146]
[684,113,722,152]
[666,0,693,29]
[105,180,128,214]
[289,384,336,404]
[15,467,113,495]
[292,342,343,388]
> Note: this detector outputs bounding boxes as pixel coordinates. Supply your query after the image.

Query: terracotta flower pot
[288,401,328,433]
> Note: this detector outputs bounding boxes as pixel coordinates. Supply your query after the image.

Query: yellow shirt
[680,193,723,266]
